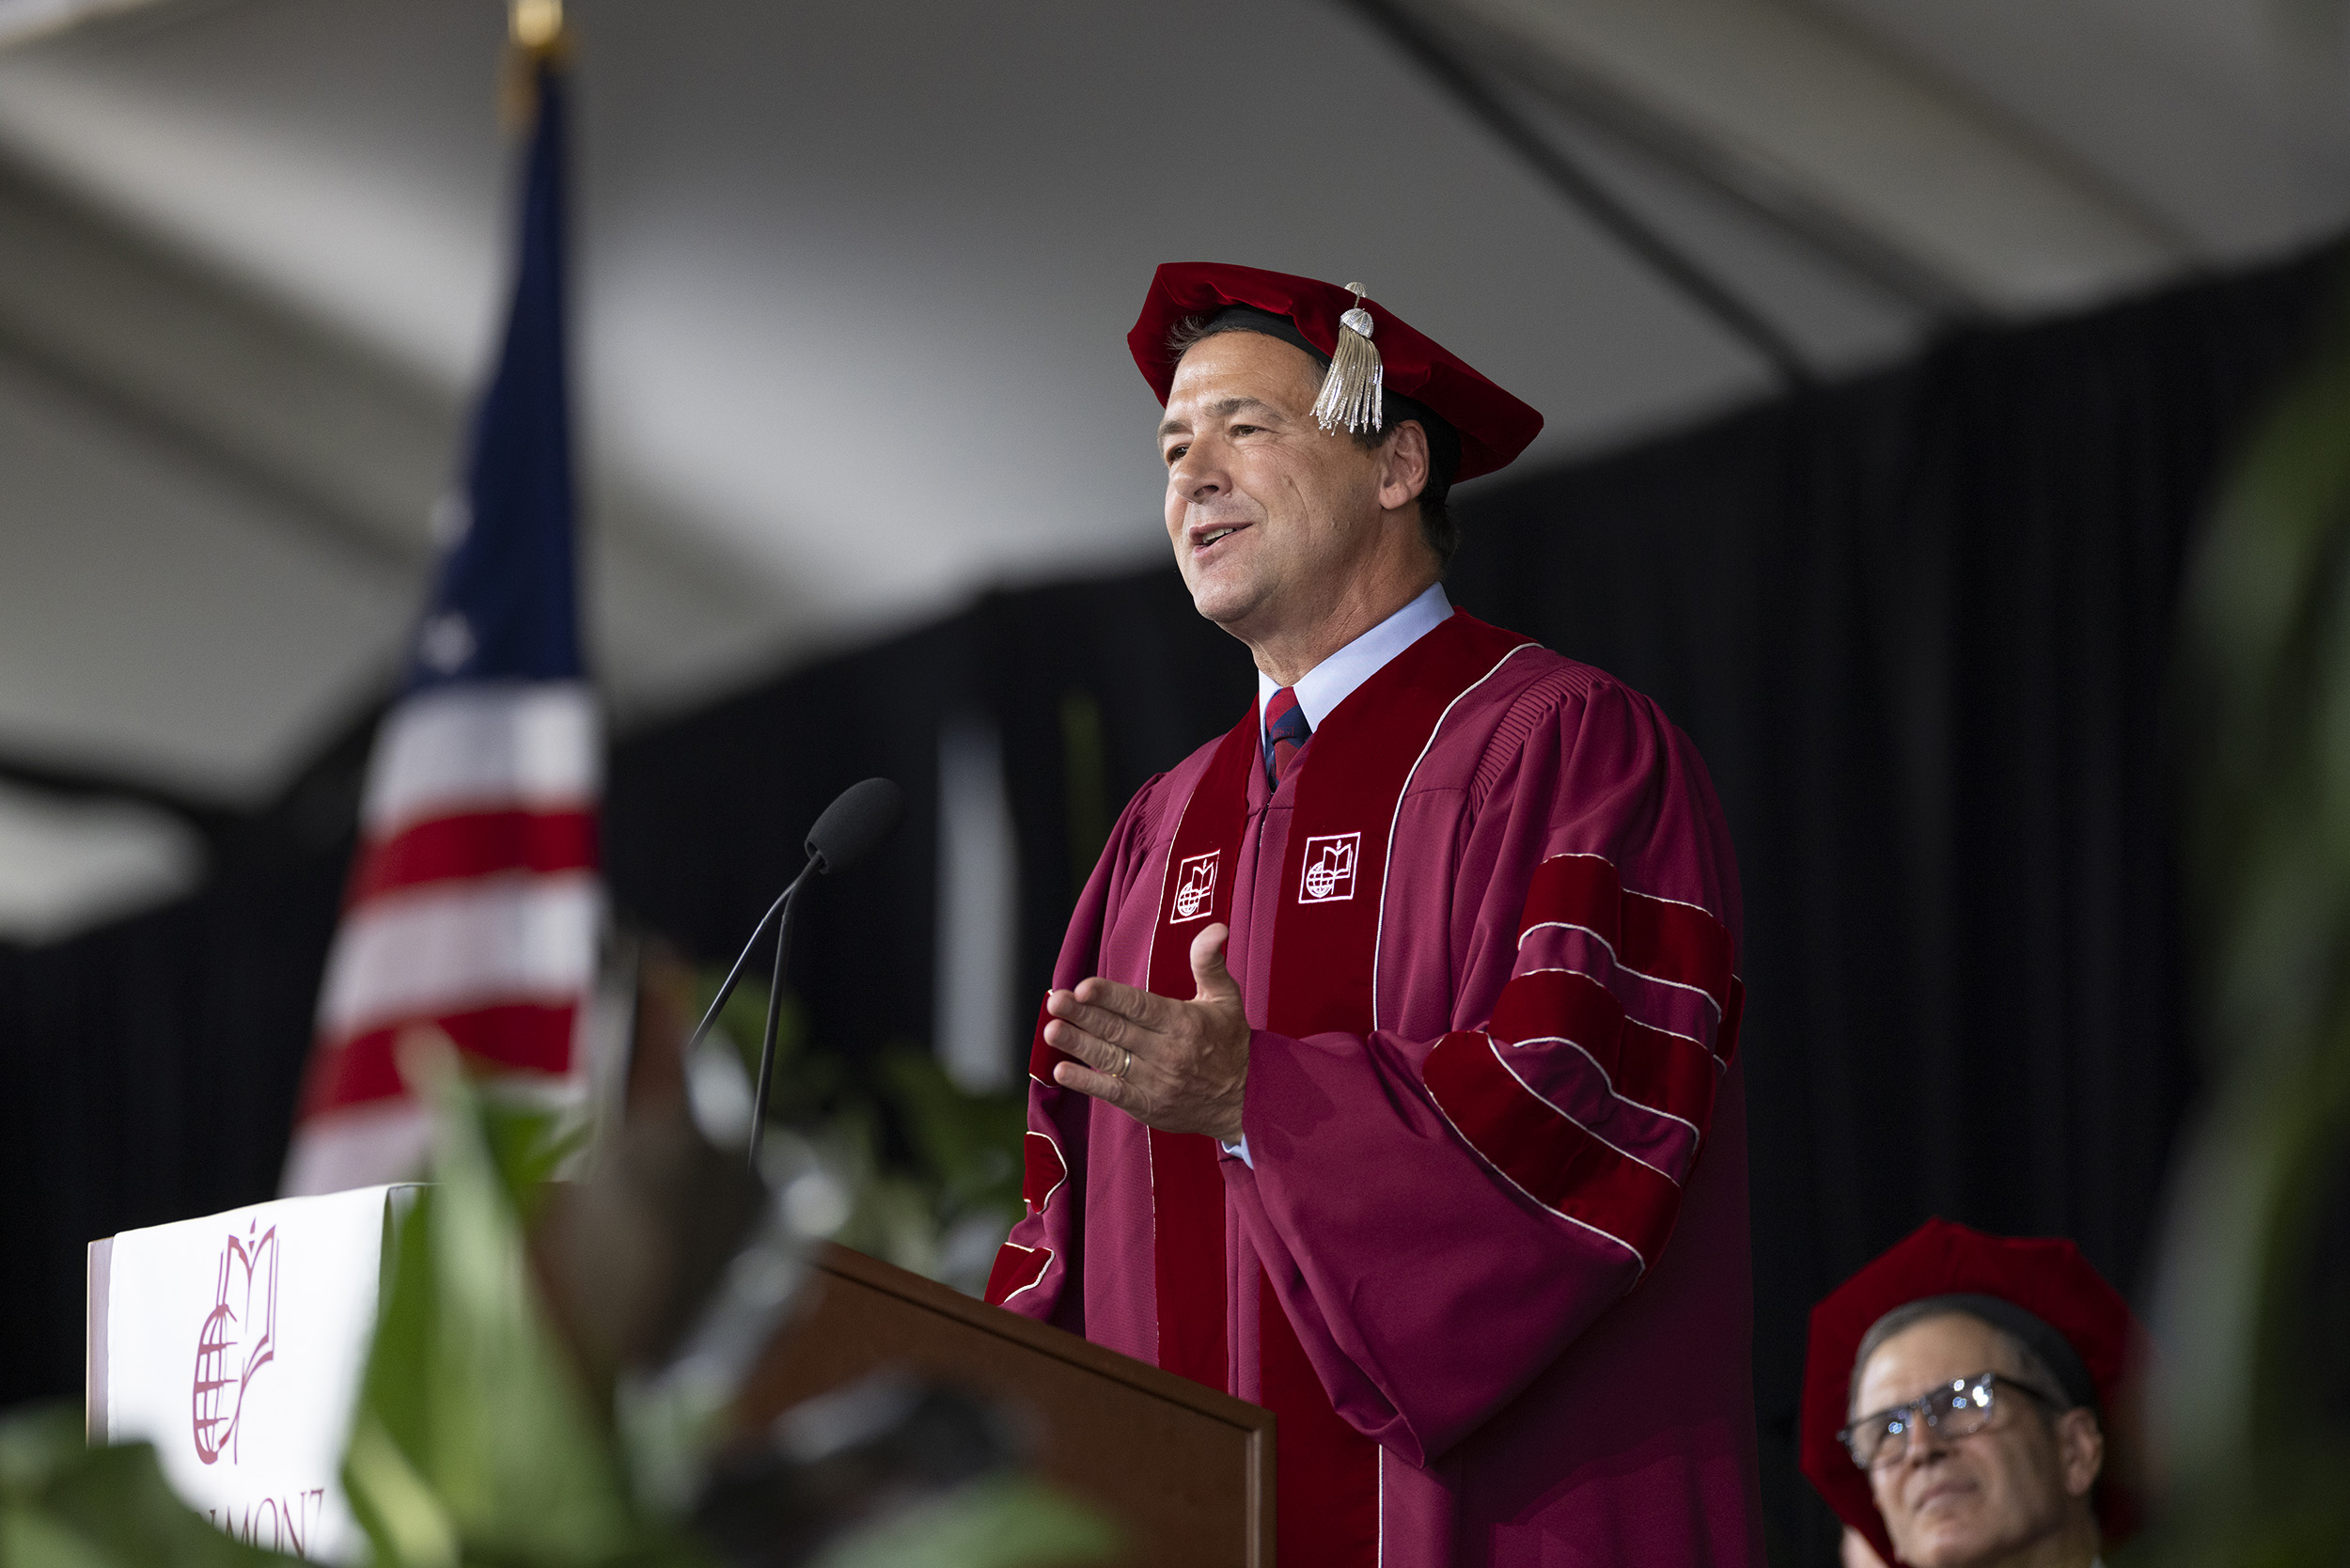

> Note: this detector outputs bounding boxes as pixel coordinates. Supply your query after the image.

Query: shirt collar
[1257,582,1452,743]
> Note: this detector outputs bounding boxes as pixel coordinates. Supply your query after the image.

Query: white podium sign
[88,1186,411,1562]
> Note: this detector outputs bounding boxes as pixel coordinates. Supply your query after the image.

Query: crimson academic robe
[987,611,1763,1567]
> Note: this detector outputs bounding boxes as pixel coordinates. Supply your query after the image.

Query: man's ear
[2055,1407,2105,1498]
[1377,420,1432,513]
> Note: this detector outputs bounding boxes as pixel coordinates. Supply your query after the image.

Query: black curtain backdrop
[0,721,367,1417]
[3,243,2334,1564]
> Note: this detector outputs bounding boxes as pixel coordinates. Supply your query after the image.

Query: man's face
[1855,1314,2099,1568]
[1157,330,1390,638]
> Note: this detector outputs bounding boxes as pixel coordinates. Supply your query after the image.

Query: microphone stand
[745,862,810,1171]
[674,775,905,1176]
[681,856,818,1172]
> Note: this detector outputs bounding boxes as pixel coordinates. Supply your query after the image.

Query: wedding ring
[1115,1046,1133,1079]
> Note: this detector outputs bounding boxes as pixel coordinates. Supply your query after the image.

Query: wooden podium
[738,1245,1275,1567]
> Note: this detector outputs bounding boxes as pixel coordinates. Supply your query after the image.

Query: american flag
[282,57,599,1196]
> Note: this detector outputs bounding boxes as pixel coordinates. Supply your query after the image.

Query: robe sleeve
[981,776,1167,1331]
[1228,676,1745,1466]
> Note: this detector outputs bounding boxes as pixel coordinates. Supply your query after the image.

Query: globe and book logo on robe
[1172,851,1220,921]
[1299,831,1360,903]
[193,1219,279,1466]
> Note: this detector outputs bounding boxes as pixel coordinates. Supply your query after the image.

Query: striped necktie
[1264,685,1309,789]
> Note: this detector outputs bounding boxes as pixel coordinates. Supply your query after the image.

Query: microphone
[804,776,909,876]
[681,777,908,1169]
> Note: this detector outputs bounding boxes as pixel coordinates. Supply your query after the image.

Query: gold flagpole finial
[502,0,567,127]
[510,0,562,51]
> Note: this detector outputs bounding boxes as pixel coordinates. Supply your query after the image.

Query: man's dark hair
[1852,1295,2099,1420]
[1167,311,1462,567]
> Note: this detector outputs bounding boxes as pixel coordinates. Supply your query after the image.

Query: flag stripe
[360,682,598,836]
[346,808,597,904]
[317,872,600,1041]
[301,1001,579,1115]
[280,1100,435,1203]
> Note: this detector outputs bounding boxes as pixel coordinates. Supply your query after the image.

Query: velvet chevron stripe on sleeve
[1422,851,1741,1270]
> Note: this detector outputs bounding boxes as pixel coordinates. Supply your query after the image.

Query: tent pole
[1342,0,1819,394]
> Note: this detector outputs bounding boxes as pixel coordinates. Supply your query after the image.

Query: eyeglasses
[1839,1372,2060,1470]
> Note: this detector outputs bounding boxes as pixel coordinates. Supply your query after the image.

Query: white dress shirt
[1257,580,1454,750]
[1226,580,1453,1165]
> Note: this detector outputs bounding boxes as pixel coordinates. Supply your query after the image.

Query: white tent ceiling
[0,0,2342,841]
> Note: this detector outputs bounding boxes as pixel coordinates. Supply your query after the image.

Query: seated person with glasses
[1795,1219,2149,1568]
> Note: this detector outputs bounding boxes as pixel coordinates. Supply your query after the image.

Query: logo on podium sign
[1299,833,1361,903]
[192,1220,279,1466]
[1170,851,1220,922]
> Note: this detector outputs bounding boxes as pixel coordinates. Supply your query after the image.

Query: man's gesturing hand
[1044,922,1248,1142]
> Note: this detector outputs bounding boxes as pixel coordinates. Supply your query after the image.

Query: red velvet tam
[1126,261,1544,482]
[1800,1217,2153,1565]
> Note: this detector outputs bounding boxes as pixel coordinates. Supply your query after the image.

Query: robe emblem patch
[1299,832,1362,903]
[1170,851,1220,921]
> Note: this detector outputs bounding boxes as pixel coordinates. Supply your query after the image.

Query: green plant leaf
[2138,259,2350,1566]
[342,1045,681,1566]
[0,1404,291,1567]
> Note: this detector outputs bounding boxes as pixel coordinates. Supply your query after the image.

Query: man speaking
[987,264,1762,1566]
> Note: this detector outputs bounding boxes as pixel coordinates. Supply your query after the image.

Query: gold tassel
[1311,282,1384,435]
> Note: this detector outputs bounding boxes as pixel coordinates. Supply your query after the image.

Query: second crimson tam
[1799,1217,2154,1566]
[1126,261,1544,481]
